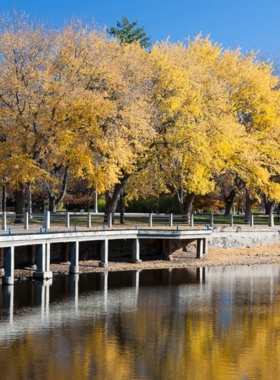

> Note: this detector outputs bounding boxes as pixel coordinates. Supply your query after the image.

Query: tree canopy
[107,15,152,48]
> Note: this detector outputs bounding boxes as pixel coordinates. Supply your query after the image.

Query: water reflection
[1,266,280,380]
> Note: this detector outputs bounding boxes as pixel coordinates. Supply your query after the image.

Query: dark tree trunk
[224,189,236,216]
[174,192,195,224]
[15,187,26,223]
[244,189,256,224]
[119,190,125,224]
[48,171,69,213]
[264,194,275,215]
[49,195,57,212]
[42,198,47,212]
[0,187,2,212]
[104,176,129,224]
[2,185,6,212]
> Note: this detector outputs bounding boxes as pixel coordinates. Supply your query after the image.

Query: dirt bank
[3,241,280,281]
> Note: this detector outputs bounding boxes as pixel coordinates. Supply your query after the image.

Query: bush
[98,198,106,212]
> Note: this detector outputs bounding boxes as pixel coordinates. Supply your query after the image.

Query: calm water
[0,266,280,380]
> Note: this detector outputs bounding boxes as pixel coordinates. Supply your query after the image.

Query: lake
[0,265,280,379]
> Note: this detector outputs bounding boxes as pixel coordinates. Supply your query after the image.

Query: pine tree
[108,15,152,48]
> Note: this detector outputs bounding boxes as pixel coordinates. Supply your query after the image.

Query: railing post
[250,214,254,227]
[43,211,50,229]
[87,212,91,228]
[169,213,173,227]
[66,213,70,228]
[190,213,194,227]
[230,214,233,227]
[2,212,7,231]
[149,213,153,227]
[24,212,29,230]
[210,214,214,228]
[269,213,274,227]
[108,213,112,228]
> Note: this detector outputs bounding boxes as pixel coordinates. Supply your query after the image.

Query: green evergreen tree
[108,15,152,48]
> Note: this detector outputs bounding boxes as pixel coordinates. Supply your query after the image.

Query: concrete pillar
[203,238,208,254]
[132,238,142,263]
[3,286,14,323]
[108,213,112,228]
[149,213,153,227]
[34,244,53,279]
[66,213,70,228]
[94,192,98,213]
[210,214,214,228]
[24,212,29,230]
[43,211,50,229]
[169,213,173,227]
[269,214,274,227]
[230,214,233,227]
[99,239,108,267]
[250,214,254,227]
[3,247,14,285]
[69,241,79,274]
[196,239,203,259]
[2,212,6,230]
[190,214,194,227]
[87,212,91,228]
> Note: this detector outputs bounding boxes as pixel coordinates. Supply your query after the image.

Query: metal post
[87,212,91,228]
[108,213,112,228]
[24,212,29,230]
[190,213,194,227]
[250,214,254,227]
[2,212,6,231]
[66,213,70,228]
[149,213,153,227]
[169,213,173,227]
[230,214,233,227]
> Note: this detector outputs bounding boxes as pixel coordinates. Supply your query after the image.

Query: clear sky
[2,0,279,55]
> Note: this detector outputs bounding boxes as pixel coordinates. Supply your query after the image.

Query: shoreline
[3,241,280,281]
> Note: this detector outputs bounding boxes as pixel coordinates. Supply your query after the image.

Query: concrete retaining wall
[209,227,280,249]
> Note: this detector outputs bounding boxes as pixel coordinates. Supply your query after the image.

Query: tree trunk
[42,198,47,212]
[244,189,256,224]
[120,190,125,224]
[104,176,129,223]
[2,185,6,212]
[224,189,236,216]
[15,187,26,223]
[174,192,195,224]
[49,195,57,212]
[264,194,275,215]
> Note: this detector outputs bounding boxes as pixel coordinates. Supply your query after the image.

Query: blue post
[176,226,179,231]
[45,228,48,233]
[135,225,138,229]
[103,226,106,230]
[40,228,43,233]
[8,228,12,235]
[74,226,77,232]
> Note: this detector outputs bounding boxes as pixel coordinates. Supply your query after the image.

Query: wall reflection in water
[1,266,280,380]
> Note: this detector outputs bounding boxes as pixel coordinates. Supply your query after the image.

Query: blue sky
[2,0,279,55]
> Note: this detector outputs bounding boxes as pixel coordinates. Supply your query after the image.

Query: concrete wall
[209,227,280,249]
